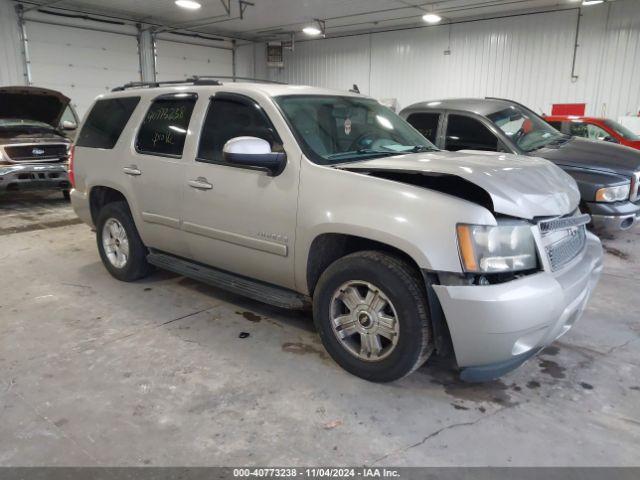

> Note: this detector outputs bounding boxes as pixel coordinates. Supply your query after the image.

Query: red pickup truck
[544,115,640,150]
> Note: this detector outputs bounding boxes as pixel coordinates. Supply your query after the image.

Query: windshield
[487,106,565,152]
[276,95,436,165]
[0,118,56,133]
[603,120,640,141]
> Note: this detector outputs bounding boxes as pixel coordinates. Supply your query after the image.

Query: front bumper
[432,232,603,382]
[0,163,70,192]
[586,200,640,232]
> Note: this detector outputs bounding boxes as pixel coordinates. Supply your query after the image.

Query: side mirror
[222,137,286,176]
[61,120,77,131]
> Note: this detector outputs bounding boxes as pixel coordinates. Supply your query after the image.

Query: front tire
[96,201,152,282]
[313,251,433,382]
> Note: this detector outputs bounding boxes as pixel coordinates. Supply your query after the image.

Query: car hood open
[337,150,580,220]
[0,86,70,127]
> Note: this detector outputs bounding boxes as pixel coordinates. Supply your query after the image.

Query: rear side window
[445,114,498,152]
[76,97,140,149]
[406,112,440,144]
[136,95,197,157]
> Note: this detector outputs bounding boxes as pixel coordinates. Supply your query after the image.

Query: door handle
[188,177,213,190]
[123,165,142,176]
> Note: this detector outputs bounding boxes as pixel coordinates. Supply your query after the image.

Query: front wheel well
[306,233,421,296]
[306,233,454,359]
[89,186,128,225]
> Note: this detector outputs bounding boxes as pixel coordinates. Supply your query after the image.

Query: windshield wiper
[326,149,396,160]
[409,145,438,152]
[528,135,571,152]
[548,135,572,145]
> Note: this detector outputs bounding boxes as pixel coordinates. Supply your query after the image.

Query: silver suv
[70,78,603,382]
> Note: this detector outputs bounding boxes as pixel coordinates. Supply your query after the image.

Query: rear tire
[96,201,152,281]
[313,251,433,382]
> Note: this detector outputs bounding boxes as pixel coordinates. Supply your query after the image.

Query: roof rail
[111,75,285,92]
[111,77,221,92]
[191,75,287,85]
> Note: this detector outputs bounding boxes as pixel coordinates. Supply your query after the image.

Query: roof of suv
[101,82,363,101]
[402,98,516,116]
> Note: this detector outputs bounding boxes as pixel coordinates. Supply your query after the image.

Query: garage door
[155,39,233,82]
[27,22,140,117]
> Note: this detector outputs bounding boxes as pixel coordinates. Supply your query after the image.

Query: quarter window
[76,97,140,149]
[136,95,196,157]
[445,114,498,152]
[197,95,280,164]
[406,112,440,144]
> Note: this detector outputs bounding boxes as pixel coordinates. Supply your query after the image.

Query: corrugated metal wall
[155,38,233,82]
[250,0,640,118]
[0,0,25,85]
[594,0,640,118]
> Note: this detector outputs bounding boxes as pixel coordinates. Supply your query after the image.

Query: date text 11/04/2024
[233,468,401,478]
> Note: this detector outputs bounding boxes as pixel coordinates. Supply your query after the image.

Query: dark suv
[0,86,78,198]
[401,98,640,233]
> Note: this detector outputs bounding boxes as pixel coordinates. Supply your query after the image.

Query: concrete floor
[1,191,639,466]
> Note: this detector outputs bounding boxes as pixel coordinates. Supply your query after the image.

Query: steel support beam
[15,4,32,85]
[137,25,157,83]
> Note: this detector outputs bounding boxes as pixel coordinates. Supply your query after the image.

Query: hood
[0,86,70,127]
[0,131,69,144]
[536,137,640,176]
[338,150,580,220]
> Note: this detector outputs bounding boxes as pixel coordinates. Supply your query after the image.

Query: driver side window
[197,95,281,164]
[445,114,498,152]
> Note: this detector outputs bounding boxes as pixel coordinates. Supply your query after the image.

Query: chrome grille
[539,213,590,272]
[3,143,69,163]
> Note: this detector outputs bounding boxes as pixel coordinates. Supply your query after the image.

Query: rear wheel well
[89,186,128,225]
[306,233,421,296]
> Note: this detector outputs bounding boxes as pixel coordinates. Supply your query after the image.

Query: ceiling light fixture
[422,13,442,24]
[302,26,322,36]
[582,0,604,5]
[175,0,202,10]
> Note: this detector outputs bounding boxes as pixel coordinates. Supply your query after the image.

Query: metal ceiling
[14,0,599,41]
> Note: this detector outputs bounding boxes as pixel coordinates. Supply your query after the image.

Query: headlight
[456,222,538,273]
[595,184,630,202]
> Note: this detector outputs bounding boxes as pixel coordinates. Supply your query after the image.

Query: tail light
[68,144,75,188]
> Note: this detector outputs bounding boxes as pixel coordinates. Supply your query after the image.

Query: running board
[147,252,311,310]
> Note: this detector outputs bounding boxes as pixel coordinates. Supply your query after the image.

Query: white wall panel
[264,0,640,119]
[26,22,139,117]
[594,0,640,117]
[0,0,25,85]
[270,35,371,94]
[155,39,233,81]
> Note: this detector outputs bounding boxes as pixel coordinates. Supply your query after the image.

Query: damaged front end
[338,151,602,381]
